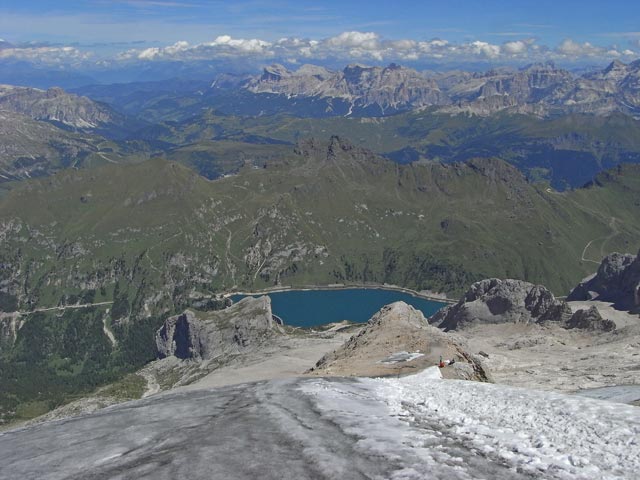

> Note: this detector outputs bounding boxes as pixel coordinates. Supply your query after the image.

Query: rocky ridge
[309,301,489,381]
[244,63,450,113]
[0,84,123,129]
[238,60,640,117]
[431,278,617,332]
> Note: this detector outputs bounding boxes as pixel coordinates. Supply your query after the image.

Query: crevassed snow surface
[302,368,640,479]
[1,368,638,479]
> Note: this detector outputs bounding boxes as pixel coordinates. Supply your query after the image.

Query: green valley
[1,136,639,424]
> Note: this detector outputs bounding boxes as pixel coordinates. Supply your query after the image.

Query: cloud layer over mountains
[1,31,638,69]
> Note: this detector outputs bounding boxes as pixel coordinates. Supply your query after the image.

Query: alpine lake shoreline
[224,283,453,328]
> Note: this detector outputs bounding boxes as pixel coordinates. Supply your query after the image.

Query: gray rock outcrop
[566,306,616,332]
[309,301,489,381]
[431,279,572,331]
[156,296,279,361]
[568,249,640,312]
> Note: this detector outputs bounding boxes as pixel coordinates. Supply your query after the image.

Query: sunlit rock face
[569,249,640,312]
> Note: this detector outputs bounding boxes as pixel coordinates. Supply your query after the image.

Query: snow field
[302,367,640,479]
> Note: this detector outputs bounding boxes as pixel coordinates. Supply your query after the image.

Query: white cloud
[120,32,634,64]
[206,35,272,54]
[117,32,495,63]
[122,35,274,61]
[502,40,530,55]
[389,39,417,51]
[556,39,606,57]
[0,44,89,64]
[6,31,634,68]
[136,40,190,60]
[325,31,380,50]
[468,41,501,58]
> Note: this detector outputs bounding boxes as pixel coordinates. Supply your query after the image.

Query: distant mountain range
[0,85,152,181]
[243,63,449,115]
[2,76,640,188]
[214,60,640,118]
[0,84,126,130]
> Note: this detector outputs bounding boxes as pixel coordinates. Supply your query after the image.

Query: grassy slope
[2,140,638,299]
[152,110,640,189]
[1,143,640,424]
[0,110,151,183]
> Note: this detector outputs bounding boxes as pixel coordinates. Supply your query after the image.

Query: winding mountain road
[580,216,620,265]
[16,301,114,316]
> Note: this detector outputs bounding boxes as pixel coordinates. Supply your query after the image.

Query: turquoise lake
[230,288,447,328]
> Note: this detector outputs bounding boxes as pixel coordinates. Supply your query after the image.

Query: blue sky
[1,0,639,67]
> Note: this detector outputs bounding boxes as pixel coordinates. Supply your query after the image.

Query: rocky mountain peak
[217,60,640,117]
[327,134,355,153]
[260,64,292,82]
[295,64,332,78]
[432,277,624,332]
[431,278,573,330]
[0,84,123,129]
[294,135,375,165]
[465,157,528,186]
[584,59,630,83]
[309,301,488,380]
[520,61,559,72]
[568,250,640,312]
[367,301,429,329]
[45,87,66,98]
[604,59,627,74]
[244,62,449,114]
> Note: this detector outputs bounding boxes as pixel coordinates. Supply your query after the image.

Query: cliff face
[568,249,640,312]
[156,296,279,361]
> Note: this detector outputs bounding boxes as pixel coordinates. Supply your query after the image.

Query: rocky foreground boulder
[566,306,616,332]
[156,296,281,361]
[309,301,489,381]
[431,278,616,331]
[568,249,640,312]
